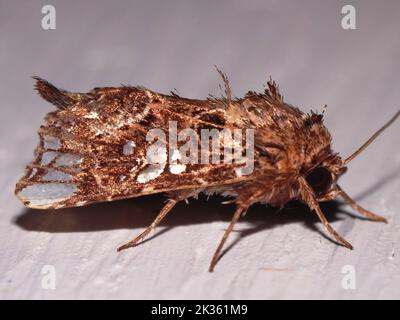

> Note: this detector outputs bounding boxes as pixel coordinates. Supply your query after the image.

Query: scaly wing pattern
[15,78,258,209]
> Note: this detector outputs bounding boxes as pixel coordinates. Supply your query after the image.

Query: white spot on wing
[41,169,72,182]
[137,144,167,183]
[147,145,167,164]
[55,153,82,166]
[170,163,186,174]
[43,136,61,150]
[123,140,136,156]
[136,164,165,183]
[41,151,57,166]
[17,183,77,209]
[84,111,99,119]
[169,149,186,174]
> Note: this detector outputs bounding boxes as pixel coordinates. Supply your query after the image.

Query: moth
[15,70,399,272]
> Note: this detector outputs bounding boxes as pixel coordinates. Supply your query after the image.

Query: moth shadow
[14,193,354,248]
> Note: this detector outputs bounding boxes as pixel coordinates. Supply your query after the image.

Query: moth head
[303,110,400,198]
[304,155,346,197]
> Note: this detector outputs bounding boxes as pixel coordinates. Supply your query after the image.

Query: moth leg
[312,200,353,250]
[117,199,178,251]
[316,189,340,202]
[337,185,387,223]
[208,205,247,272]
[299,177,353,250]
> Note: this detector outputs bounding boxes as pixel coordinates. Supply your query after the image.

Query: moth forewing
[15,77,257,210]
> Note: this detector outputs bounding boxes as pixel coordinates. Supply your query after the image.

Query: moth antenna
[32,76,76,109]
[214,65,232,104]
[344,110,400,165]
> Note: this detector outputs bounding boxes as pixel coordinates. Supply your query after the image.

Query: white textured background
[1,0,400,299]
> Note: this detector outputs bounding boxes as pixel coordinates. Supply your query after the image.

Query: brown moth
[15,70,399,272]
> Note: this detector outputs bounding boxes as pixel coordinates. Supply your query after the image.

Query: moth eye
[306,167,332,196]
